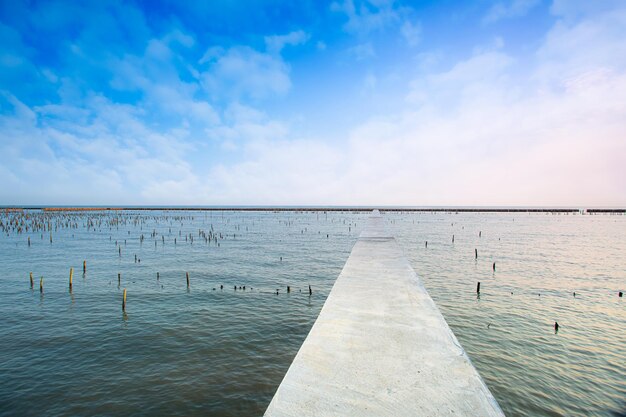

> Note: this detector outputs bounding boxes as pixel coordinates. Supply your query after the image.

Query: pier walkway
[265,210,504,416]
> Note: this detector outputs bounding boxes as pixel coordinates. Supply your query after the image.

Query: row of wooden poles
[29,261,317,313]
[30,261,86,294]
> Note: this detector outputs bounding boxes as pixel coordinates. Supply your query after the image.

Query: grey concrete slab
[264,210,504,417]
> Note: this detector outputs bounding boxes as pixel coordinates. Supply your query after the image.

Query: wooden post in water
[40,277,43,293]
[30,272,33,289]
[118,273,121,285]
[186,272,190,288]
[476,282,481,294]
[157,272,160,280]
[554,321,559,333]
[287,286,291,293]
[122,288,127,312]
[475,249,478,260]
[309,285,312,296]
[83,260,86,273]
[69,268,73,291]
[619,291,623,298]
[492,262,496,272]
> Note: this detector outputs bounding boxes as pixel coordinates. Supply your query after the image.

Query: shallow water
[386,212,626,417]
[0,210,624,416]
[0,210,367,416]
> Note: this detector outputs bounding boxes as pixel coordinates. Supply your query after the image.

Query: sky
[1,0,625,206]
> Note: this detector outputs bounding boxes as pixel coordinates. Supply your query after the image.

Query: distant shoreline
[1,206,624,214]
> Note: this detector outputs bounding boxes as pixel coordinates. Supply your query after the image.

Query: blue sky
[1,0,625,206]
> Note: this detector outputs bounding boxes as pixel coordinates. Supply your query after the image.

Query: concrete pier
[265,210,504,416]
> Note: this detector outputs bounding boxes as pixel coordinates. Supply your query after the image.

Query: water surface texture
[386,212,626,417]
[1,210,624,416]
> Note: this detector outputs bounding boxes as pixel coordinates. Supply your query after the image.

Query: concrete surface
[264,210,504,416]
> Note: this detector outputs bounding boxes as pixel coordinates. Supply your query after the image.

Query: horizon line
[1,205,625,213]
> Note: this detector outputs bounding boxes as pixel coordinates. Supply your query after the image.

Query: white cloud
[0,93,200,205]
[534,5,626,86]
[363,72,377,92]
[550,0,625,20]
[108,35,220,126]
[205,138,344,204]
[265,30,310,54]
[200,46,291,99]
[331,0,401,35]
[401,20,421,47]
[205,102,288,145]
[163,29,195,48]
[484,0,541,23]
[187,4,626,206]
[204,67,625,206]
[199,46,225,64]
[348,42,376,60]
[408,50,514,107]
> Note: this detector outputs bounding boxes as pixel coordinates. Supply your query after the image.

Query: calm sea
[0,210,624,416]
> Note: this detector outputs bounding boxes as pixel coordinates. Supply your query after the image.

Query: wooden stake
[69,268,73,291]
[122,288,127,312]
[476,282,481,294]
[40,277,43,293]
[83,260,86,273]
[186,272,190,287]
[30,272,33,289]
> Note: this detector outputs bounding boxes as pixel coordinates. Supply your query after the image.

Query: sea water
[0,210,624,416]
[386,211,626,417]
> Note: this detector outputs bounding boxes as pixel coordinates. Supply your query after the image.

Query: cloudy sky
[1,0,625,206]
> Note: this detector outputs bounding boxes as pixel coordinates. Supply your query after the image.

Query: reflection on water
[0,210,624,416]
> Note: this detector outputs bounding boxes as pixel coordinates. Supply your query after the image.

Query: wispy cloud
[484,0,542,23]
[200,46,291,100]
[265,30,310,54]
[401,19,421,47]
[331,0,401,35]
[348,42,376,60]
